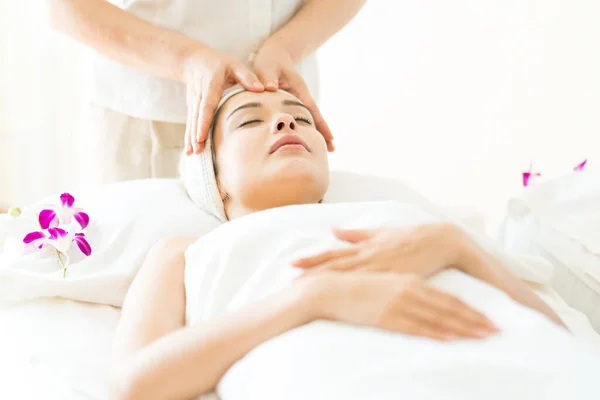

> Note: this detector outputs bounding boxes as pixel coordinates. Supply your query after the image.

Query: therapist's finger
[255,67,279,91]
[184,99,194,155]
[189,91,202,154]
[196,80,224,153]
[286,75,334,151]
[231,63,264,92]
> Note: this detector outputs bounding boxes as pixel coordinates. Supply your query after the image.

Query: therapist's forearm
[458,239,567,329]
[266,0,366,63]
[49,0,203,82]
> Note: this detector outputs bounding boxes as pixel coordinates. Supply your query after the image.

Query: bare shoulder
[130,235,200,289]
[150,235,199,259]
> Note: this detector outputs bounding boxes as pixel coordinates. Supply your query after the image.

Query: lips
[269,135,311,154]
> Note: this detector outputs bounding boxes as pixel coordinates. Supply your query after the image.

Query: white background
[1,0,600,231]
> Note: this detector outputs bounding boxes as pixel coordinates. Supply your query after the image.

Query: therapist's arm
[49,0,263,155]
[265,0,367,63]
[49,0,202,82]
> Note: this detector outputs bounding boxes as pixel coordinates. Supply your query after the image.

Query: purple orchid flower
[573,159,587,172]
[38,193,89,230]
[23,228,92,256]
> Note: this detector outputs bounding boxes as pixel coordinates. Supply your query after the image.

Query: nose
[270,113,296,134]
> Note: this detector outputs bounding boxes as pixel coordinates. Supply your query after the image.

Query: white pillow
[326,171,485,233]
[0,179,220,308]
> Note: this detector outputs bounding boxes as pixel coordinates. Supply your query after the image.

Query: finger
[307,251,372,273]
[184,97,194,155]
[231,63,264,92]
[292,247,357,268]
[382,318,451,342]
[292,247,358,268]
[398,301,473,340]
[417,292,497,339]
[196,80,224,152]
[423,286,498,331]
[285,74,334,146]
[255,67,279,91]
[333,228,378,244]
[189,93,201,154]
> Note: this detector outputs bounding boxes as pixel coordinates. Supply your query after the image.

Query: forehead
[217,90,305,120]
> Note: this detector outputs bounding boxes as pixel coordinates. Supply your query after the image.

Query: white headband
[181,86,304,222]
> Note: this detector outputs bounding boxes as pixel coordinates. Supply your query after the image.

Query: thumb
[332,228,377,243]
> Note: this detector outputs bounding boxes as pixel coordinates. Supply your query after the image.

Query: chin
[253,162,329,205]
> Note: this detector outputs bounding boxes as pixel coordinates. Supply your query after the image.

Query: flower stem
[56,250,67,278]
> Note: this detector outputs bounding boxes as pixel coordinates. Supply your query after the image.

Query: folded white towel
[507,168,600,282]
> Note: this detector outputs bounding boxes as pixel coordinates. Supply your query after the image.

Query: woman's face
[212,90,329,217]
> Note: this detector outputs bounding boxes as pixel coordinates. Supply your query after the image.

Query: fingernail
[254,81,263,89]
[267,81,277,89]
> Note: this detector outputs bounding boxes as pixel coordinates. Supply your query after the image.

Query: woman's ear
[217,183,229,202]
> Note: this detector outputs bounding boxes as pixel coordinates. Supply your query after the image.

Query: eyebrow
[226,99,310,121]
[282,99,310,112]
[226,102,262,121]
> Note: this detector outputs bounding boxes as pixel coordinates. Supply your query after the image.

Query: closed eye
[295,116,313,125]
[238,119,262,128]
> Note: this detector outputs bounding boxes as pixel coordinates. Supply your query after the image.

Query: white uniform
[86,0,318,182]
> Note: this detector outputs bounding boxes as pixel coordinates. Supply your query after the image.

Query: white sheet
[0,299,119,400]
[185,201,600,400]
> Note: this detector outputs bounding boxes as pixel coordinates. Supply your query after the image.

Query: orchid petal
[574,159,587,171]
[39,209,58,230]
[522,171,541,187]
[60,193,75,208]
[522,172,531,187]
[73,234,92,256]
[48,228,67,240]
[23,231,46,244]
[73,212,90,230]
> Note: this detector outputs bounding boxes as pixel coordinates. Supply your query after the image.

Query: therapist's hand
[293,223,468,277]
[252,41,334,151]
[183,47,265,155]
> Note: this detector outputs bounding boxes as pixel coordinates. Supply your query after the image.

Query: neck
[225,192,322,220]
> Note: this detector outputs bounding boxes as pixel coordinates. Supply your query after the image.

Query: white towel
[180,86,306,222]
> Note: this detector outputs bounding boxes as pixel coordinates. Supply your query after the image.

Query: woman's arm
[294,224,567,329]
[112,236,320,400]
[457,236,568,329]
[265,0,367,63]
[49,0,204,82]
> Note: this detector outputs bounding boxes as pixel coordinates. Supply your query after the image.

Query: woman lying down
[112,87,600,400]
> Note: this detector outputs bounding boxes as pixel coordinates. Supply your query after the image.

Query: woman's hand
[294,223,467,277]
[251,41,334,151]
[182,47,265,155]
[312,272,498,341]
